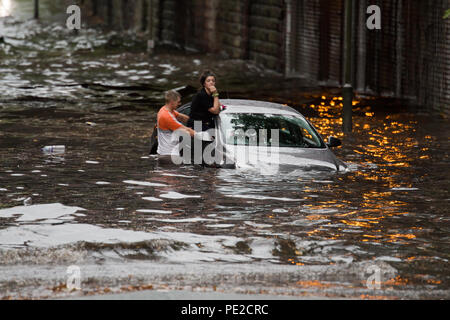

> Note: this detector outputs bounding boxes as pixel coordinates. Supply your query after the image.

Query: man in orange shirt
[157,90,195,156]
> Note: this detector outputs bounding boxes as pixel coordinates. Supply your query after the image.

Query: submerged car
[149,99,347,171]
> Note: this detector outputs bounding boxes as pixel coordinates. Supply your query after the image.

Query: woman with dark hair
[187,70,221,131]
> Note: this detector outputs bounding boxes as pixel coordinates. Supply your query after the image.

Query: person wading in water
[187,70,221,131]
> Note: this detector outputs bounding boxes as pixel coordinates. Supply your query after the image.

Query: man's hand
[183,126,195,137]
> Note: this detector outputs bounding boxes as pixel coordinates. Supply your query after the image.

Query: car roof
[219,99,302,117]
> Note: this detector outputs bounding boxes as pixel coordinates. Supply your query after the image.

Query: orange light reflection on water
[308,99,420,170]
[300,95,428,246]
[304,188,412,243]
[296,280,336,288]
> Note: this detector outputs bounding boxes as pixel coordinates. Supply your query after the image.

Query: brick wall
[410,0,449,114]
[285,0,449,114]
[285,0,344,84]
[359,0,449,114]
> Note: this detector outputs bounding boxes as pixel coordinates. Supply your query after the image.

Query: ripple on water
[159,192,201,199]
[142,196,163,202]
[123,180,167,187]
[225,194,304,202]
[95,181,111,185]
[136,209,172,214]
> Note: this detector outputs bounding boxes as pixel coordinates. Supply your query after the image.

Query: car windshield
[219,113,325,148]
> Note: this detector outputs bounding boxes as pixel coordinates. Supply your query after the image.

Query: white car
[150,99,347,171]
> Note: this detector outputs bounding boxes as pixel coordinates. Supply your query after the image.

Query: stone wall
[216,0,284,70]
[159,0,176,44]
[217,0,249,59]
[248,0,285,70]
[81,0,285,69]
[80,0,449,114]
[156,0,219,52]
[80,0,160,39]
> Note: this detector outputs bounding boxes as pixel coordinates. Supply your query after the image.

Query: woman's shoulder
[192,88,208,102]
[197,88,208,97]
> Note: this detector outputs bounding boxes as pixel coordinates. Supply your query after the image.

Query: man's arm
[176,113,189,124]
[179,125,195,137]
[161,111,195,137]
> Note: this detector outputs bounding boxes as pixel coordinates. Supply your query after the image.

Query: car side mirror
[327,136,342,148]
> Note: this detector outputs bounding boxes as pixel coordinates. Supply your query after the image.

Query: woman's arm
[208,96,221,115]
[207,85,221,115]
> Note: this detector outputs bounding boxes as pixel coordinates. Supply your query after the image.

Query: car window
[220,113,324,148]
[177,104,191,115]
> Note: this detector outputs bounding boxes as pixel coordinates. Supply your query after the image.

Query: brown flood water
[0,5,449,299]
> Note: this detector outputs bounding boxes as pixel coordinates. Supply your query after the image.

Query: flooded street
[0,2,449,300]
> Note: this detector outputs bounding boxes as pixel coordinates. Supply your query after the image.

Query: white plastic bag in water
[42,145,65,154]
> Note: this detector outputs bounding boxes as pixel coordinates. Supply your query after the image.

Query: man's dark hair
[199,70,216,87]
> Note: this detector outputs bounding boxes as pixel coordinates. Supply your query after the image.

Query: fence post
[34,0,39,19]
[343,0,353,133]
